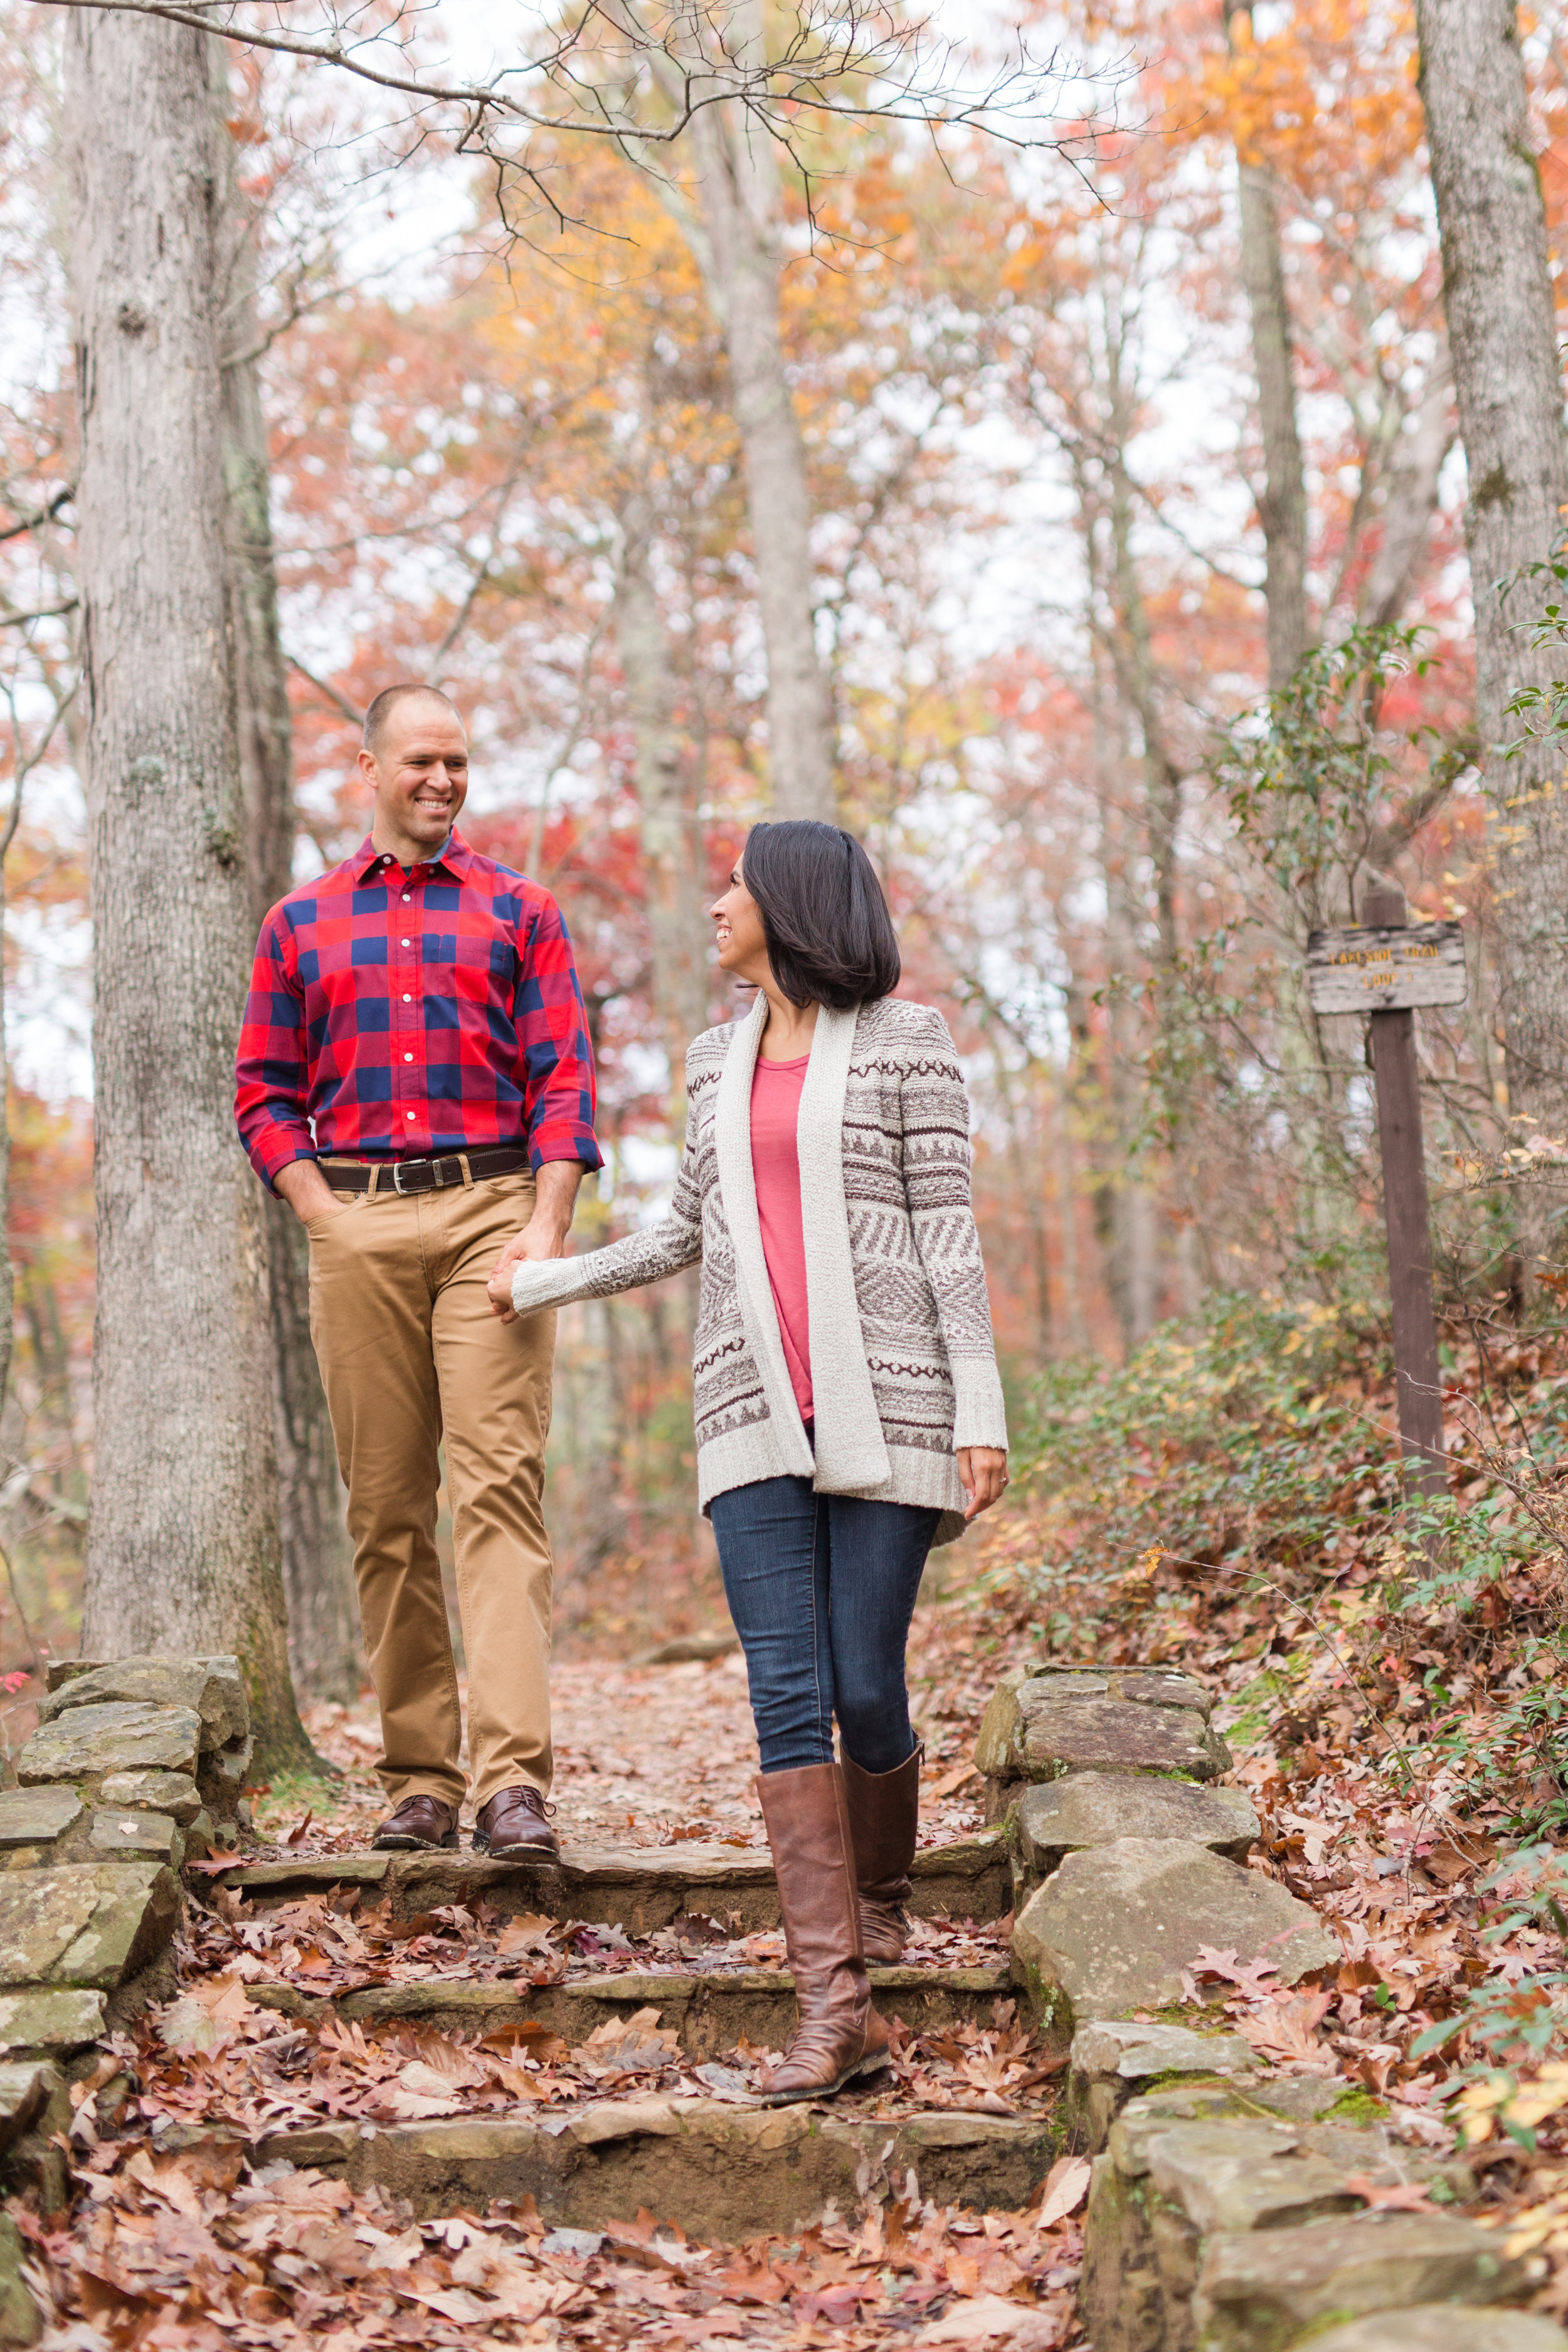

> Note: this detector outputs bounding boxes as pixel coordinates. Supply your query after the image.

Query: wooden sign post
[1306,883,1464,1503]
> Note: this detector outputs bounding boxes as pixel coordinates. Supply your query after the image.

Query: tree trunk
[218,158,361,1708]
[0,871,13,1451]
[265,1207,361,1702]
[1360,339,1454,628]
[1416,0,1568,1225]
[1052,1057,1088,1355]
[1224,2,1310,691]
[679,5,835,822]
[1081,406,1175,1342]
[615,497,711,1096]
[1099,775,1160,1353]
[65,13,308,1768]
[1103,445,1180,970]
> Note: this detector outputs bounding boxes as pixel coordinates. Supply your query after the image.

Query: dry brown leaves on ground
[184,1884,1010,2004]
[253,1654,984,1862]
[98,1965,1062,2145]
[24,2143,1086,2351]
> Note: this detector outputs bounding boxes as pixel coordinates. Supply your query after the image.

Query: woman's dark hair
[741,820,901,1010]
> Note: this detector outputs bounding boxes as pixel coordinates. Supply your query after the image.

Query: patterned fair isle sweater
[509,992,1008,1546]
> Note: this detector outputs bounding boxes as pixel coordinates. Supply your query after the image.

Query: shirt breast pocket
[423,922,514,1033]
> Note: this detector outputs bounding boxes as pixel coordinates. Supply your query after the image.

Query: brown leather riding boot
[843,1745,922,1964]
[755,1763,893,2105]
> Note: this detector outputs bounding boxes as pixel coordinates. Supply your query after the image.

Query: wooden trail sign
[1305,920,1466,1016]
[1309,886,1461,1502]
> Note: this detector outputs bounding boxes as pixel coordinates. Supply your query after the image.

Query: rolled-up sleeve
[235,910,316,1190]
[516,891,604,1174]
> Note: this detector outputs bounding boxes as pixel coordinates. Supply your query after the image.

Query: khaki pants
[306,1167,556,1813]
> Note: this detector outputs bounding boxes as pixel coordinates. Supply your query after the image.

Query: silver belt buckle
[393,1158,423,1196]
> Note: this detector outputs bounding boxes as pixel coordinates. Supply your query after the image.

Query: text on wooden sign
[1305,921,1467,1015]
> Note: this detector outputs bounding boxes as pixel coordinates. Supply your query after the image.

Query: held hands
[487,1210,571,1322]
[957,1446,1009,1522]
[488,1158,585,1322]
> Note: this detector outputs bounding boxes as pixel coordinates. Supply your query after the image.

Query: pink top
[750,1052,813,1422]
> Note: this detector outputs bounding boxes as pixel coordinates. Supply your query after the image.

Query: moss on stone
[1317,2085,1387,2126]
[1136,2069,1240,2099]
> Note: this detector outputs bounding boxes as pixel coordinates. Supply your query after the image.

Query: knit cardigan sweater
[509,993,1008,1546]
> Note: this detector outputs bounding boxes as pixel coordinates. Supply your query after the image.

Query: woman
[490,821,1009,2103]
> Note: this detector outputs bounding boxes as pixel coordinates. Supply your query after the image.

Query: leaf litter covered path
[23,1616,1086,2349]
[279,1650,988,1858]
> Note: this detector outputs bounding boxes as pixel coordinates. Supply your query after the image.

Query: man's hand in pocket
[275,1160,344,1226]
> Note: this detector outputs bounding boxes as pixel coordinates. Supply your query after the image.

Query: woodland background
[0,0,1566,1751]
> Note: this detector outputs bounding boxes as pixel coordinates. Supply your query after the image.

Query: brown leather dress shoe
[373,1793,458,1851]
[474,1784,559,1858]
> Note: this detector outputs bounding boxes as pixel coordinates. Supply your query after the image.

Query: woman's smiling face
[711,860,771,986]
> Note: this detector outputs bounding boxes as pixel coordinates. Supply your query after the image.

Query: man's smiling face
[361,692,470,860]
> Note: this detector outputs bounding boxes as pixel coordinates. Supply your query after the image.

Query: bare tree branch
[221,268,366,371]
[285,653,364,728]
[531,603,613,873]
[0,489,73,545]
[31,0,1133,214]
[0,674,78,858]
[425,447,534,682]
[0,598,78,629]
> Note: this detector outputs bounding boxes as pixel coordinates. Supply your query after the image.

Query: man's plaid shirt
[235,832,603,1190]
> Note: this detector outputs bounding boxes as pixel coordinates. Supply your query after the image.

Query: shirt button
[401,938,411,947]
[402,993,411,1003]
[402,894,411,903]
[404,1052,413,1062]
[406,1111,415,1120]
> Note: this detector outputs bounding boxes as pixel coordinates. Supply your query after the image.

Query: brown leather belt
[321,1147,532,1197]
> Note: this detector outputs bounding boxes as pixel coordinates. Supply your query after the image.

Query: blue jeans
[710,1476,940,1774]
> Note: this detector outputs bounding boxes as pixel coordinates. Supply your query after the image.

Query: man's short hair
[363,683,463,756]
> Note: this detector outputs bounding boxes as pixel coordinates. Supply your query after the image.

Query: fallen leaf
[396,2059,475,2100]
[669,1910,726,1947]
[155,1996,230,2054]
[482,2021,568,2063]
[918,2292,1049,2344]
[1342,2173,1439,2213]
[400,2032,487,2089]
[1182,1945,1282,2002]
[692,2062,759,2104]
[1036,2154,1091,2228]
[495,1913,559,1959]
[363,2225,424,2272]
[395,2284,495,2323]
[1233,1990,1335,2067]
[578,2008,680,2074]
[709,2260,791,2304]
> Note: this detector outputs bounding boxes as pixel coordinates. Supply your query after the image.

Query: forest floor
[17,1555,1084,2351]
[21,1300,1568,2343]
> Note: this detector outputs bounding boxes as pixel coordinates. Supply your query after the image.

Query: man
[235,683,600,1858]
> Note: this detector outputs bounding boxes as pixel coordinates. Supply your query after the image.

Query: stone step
[1306,2315,1568,2352]
[209,1832,1010,1934]
[1012,1836,1335,2031]
[247,1961,1029,2061]
[217,2095,1059,2239]
[1081,2080,1521,2352]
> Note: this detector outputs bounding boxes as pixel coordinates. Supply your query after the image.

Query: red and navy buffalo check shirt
[235,832,603,1190]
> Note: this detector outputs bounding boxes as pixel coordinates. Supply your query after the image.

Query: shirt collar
[351,830,474,884]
